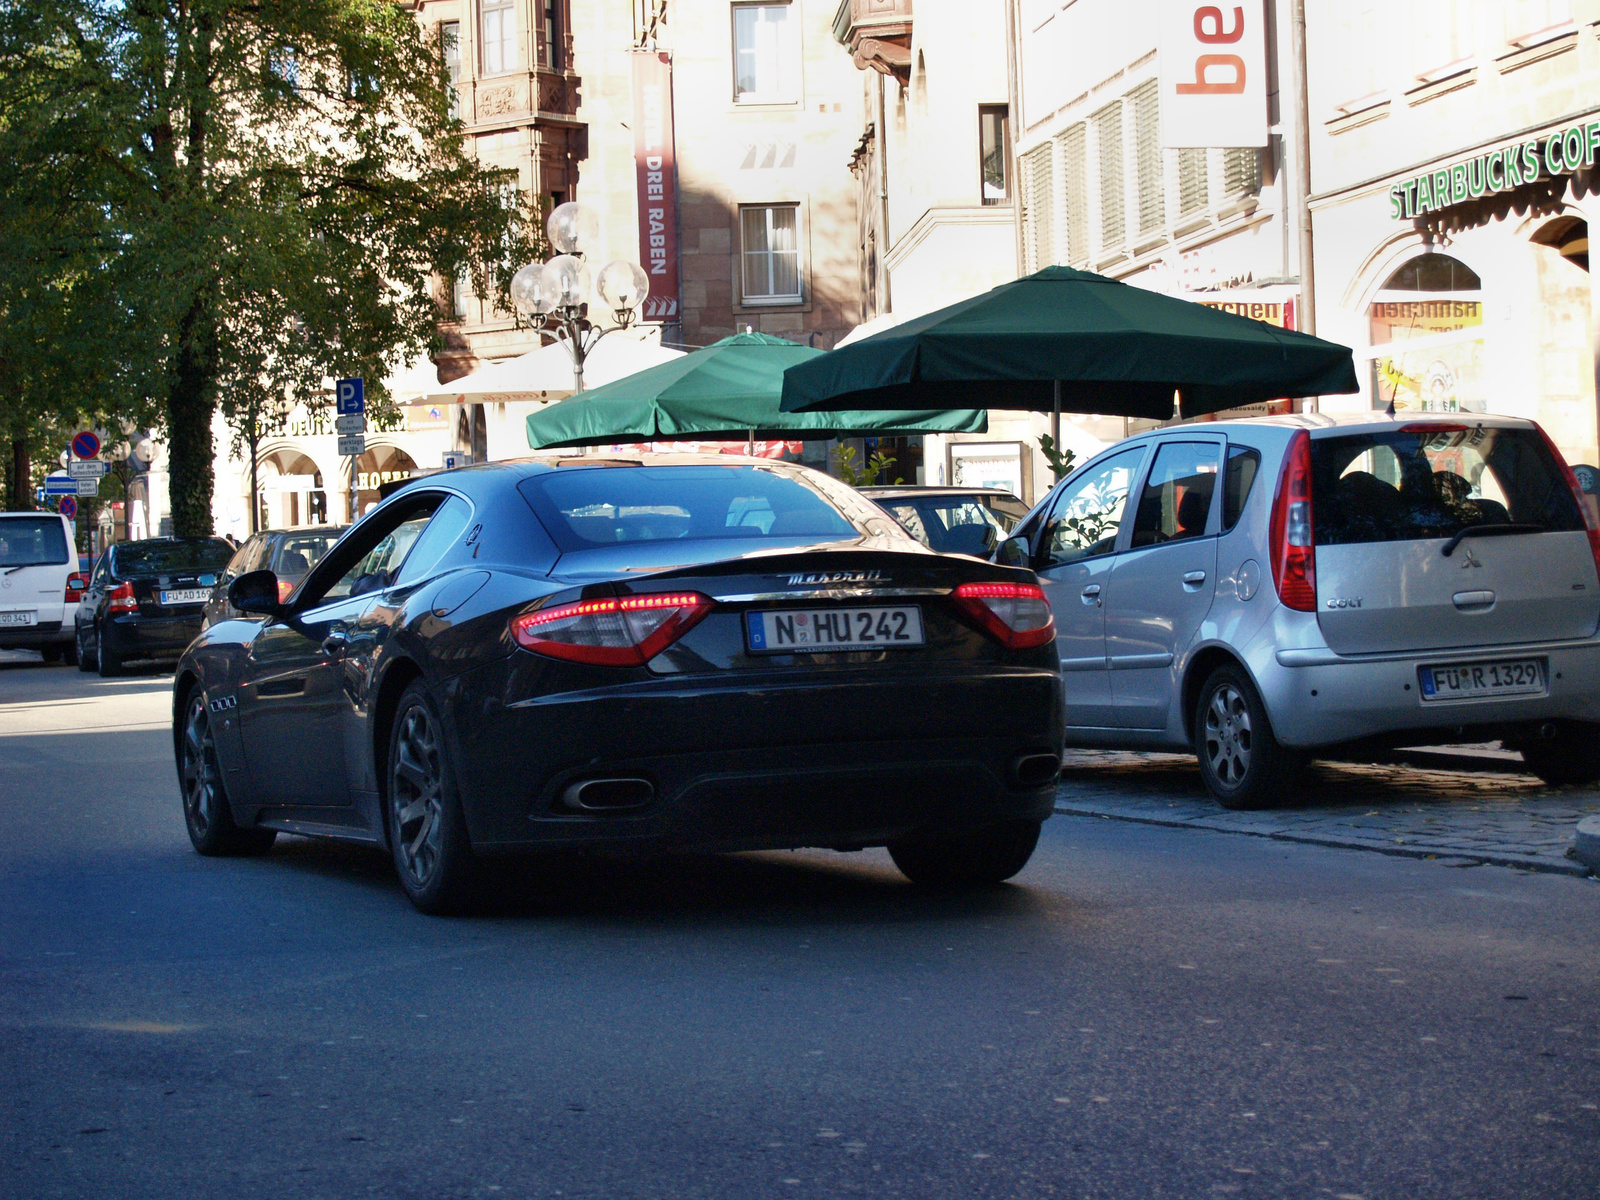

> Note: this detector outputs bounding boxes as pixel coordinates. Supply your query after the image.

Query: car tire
[178,690,277,857]
[1194,664,1302,810]
[96,622,123,677]
[61,638,77,667]
[385,681,480,915]
[39,645,63,664]
[887,819,1043,888]
[1512,722,1600,786]
[76,624,95,672]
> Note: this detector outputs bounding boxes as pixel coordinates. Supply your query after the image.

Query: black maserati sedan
[173,455,1063,913]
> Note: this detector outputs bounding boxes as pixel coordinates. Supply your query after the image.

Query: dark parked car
[203,526,346,628]
[77,537,236,676]
[173,456,1063,913]
[860,487,1031,557]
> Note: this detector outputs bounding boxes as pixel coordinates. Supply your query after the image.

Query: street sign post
[43,474,77,495]
[71,430,101,459]
[58,495,77,520]
[442,451,468,470]
[336,378,365,415]
[335,413,367,435]
[337,434,367,457]
[67,459,108,479]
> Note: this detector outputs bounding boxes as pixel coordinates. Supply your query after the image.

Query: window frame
[478,0,518,77]
[979,104,1012,206]
[1035,443,1151,569]
[1127,439,1224,549]
[731,1,800,106]
[738,202,805,306]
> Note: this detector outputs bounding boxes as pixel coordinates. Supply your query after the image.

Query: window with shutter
[1131,82,1164,235]
[1178,148,1208,216]
[1222,146,1259,197]
[1060,124,1088,266]
[1022,142,1055,271]
[1094,101,1125,252]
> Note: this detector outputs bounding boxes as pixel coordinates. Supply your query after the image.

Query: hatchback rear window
[0,517,69,568]
[1310,426,1583,546]
[112,539,236,575]
[520,465,859,552]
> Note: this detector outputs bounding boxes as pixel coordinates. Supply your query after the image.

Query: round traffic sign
[71,431,100,459]
[58,495,78,520]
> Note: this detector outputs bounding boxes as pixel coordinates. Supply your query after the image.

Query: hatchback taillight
[510,592,714,666]
[64,574,87,603]
[107,581,138,614]
[951,581,1055,649]
[1534,421,1600,585]
[1269,429,1317,612]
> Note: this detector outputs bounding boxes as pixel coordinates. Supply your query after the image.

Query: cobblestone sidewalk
[1054,750,1600,877]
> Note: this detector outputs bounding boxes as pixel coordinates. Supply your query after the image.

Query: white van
[0,512,82,663]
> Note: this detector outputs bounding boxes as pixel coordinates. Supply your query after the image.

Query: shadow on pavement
[262,833,1053,929]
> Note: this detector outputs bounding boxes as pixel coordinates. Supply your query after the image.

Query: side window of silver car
[1038,446,1146,568]
[1129,441,1223,548]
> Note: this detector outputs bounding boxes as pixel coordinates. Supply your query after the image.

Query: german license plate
[0,610,37,626]
[1418,658,1545,702]
[160,588,211,606]
[746,606,924,654]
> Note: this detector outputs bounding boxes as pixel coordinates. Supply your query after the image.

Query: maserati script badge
[786,570,886,586]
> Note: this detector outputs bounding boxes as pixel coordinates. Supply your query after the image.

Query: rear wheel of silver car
[1512,722,1600,786]
[888,819,1042,888]
[386,682,480,915]
[180,691,276,857]
[1195,664,1301,810]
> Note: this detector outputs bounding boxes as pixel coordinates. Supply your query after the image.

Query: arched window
[1366,253,1485,413]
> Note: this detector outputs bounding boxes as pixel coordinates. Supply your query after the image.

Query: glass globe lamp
[539,254,590,310]
[510,263,553,316]
[595,260,650,314]
[546,202,602,256]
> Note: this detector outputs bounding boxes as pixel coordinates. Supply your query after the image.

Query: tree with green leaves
[2,0,535,534]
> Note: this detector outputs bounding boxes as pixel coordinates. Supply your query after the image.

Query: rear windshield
[273,531,340,575]
[0,517,69,568]
[1311,426,1584,546]
[112,539,236,576]
[519,465,860,552]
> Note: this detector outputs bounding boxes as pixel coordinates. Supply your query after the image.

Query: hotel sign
[1390,115,1600,220]
[632,51,680,322]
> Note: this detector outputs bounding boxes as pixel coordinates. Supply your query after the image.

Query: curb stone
[1053,801,1594,879]
[1575,815,1600,872]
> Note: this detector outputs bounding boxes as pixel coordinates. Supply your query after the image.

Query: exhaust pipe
[1012,752,1062,787]
[562,777,655,811]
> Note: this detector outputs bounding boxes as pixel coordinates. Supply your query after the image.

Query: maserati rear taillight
[1268,430,1316,612]
[511,592,714,666]
[107,581,138,614]
[951,581,1054,649]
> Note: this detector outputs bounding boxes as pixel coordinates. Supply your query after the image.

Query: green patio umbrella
[525,332,986,450]
[779,267,1360,423]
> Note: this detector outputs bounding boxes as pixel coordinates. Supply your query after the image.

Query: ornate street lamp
[511,201,651,392]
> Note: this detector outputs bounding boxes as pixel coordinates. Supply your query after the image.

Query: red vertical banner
[632,51,680,322]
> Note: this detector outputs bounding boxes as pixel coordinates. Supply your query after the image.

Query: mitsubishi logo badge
[1460,548,1483,569]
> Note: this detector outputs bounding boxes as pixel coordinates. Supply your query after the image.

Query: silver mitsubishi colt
[1002,411,1600,808]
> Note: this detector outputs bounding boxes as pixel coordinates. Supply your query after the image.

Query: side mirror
[228,569,282,617]
[995,536,1031,568]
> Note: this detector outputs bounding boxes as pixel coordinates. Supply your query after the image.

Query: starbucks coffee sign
[1389,114,1600,220]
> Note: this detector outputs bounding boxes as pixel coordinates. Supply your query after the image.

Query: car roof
[1169,410,1537,437]
[859,486,1020,497]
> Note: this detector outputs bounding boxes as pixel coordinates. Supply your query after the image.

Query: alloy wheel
[181,696,221,839]
[1203,683,1253,787]
[391,705,445,888]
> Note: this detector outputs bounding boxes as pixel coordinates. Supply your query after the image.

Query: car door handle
[321,631,349,658]
[1080,584,1102,606]
[1183,571,1207,587]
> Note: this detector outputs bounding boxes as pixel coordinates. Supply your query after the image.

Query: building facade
[1305,0,1600,471]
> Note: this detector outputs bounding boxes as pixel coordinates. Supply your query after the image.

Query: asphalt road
[2,657,1597,1200]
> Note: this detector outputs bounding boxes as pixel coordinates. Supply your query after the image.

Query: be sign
[1159,1,1267,149]
[71,430,100,460]
[336,378,365,415]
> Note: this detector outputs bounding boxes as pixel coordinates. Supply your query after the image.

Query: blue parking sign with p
[336,378,365,415]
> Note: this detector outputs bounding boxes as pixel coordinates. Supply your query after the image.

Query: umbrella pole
[747,429,755,456]
[1051,380,1061,446]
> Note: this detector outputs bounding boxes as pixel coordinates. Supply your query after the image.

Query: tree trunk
[11,437,32,511]
[166,303,216,537]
